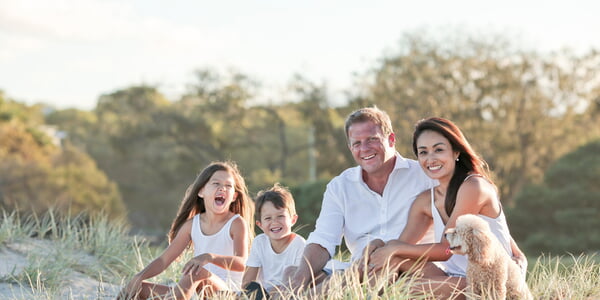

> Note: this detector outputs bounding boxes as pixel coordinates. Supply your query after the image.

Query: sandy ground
[0,238,121,299]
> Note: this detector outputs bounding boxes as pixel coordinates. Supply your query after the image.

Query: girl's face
[256,201,297,242]
[416,130,460,182]
[198,170,238,215]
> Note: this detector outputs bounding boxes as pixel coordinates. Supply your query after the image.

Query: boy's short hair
[254,183,297,221]
[344,106,393,143]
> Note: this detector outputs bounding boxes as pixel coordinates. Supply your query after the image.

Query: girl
[364,117,527,299]
[118,161,254,300]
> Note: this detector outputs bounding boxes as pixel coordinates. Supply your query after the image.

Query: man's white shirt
[307,152,436,261]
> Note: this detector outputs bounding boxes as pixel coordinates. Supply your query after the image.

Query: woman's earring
[456,157,459,162]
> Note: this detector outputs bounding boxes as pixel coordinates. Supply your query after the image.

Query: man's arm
[290,243,330,290]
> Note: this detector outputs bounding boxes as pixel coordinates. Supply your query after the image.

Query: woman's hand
[182,253,213,275]
[357,239,385,273]
[368,242,402,274]
[512,253,528,276]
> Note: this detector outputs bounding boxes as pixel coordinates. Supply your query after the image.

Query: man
[290,106,436,289]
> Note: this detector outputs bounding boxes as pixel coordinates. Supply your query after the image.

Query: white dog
[444,214,532,300]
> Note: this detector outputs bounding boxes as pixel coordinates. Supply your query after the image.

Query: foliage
[4,30,600,246]
[2,210,600,299]
[508,140,600,254]
[350,29,600,205]
[289,179,328,237]
[0,95,125,219]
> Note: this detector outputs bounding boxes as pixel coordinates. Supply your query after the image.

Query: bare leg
[410,263,466,300]
[167,267,229,300]
[411,275,466,300]
[132,281,172,299]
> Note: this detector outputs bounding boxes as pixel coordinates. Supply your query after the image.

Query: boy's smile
[257,201,297,242]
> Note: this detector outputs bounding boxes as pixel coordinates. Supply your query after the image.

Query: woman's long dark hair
[168,161,254,244]
[412,117,492,216]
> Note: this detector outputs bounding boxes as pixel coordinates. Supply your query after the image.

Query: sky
[1,0,599,110]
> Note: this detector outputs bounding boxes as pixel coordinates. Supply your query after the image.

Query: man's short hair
[344,106,394,142]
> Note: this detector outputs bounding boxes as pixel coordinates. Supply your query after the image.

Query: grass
[1,209,599,299]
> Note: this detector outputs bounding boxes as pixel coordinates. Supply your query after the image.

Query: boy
[242,183,306,297]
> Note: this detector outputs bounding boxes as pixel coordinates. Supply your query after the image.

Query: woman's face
[416,130,459,182]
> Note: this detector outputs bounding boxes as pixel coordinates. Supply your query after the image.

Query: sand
[0,238,121,299]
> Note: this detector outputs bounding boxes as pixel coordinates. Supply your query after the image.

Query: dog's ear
[468,226,492,264]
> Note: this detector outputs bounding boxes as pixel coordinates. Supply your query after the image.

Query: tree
[0,95,125,219]
[350,30,600,205]
[508,140,600,255]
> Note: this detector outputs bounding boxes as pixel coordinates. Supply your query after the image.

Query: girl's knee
[180,267,212,283]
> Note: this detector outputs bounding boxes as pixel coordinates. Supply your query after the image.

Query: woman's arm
[510,237,528,273]
[371,178,493,268]
[398,192,433,244]
[367,193,440,269]
[183,216,249,275]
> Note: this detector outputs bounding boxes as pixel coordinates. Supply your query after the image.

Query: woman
[364,117,527,299]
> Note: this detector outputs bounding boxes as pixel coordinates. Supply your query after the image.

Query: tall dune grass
[1,209,599,299]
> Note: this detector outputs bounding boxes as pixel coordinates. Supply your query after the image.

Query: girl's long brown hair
[412,117,492,216]
[168,161,254,244]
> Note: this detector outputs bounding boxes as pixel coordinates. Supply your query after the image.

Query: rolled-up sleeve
[306,183,344,258]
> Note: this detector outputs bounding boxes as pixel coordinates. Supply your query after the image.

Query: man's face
[347,121,395,175]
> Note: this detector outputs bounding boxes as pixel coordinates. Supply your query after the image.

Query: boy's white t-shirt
[246,233,306,290]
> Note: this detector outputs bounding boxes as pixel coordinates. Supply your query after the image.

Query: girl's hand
[116,276,142,300]
[182,253,213,275]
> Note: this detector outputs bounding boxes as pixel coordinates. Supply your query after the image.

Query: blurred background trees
[1,30,599,254]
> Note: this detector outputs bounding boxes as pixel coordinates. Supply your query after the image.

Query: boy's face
[256,201,297,241]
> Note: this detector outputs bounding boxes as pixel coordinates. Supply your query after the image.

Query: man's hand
[367,243,401,274]
[357,239,385,273]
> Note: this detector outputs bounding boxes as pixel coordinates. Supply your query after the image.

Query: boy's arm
[242,266,260,288]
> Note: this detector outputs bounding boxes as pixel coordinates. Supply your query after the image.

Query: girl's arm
[118,220,192,298]
[241,266,260,288]
[183,216,249,274]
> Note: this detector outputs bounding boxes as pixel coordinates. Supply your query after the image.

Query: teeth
[428,165,441,170]
[271,227,282,233]
[363,154,375,160]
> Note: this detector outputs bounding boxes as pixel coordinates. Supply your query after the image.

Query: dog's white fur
[445,214,532,300]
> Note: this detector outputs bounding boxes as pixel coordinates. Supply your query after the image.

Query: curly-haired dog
[444,214,532,300]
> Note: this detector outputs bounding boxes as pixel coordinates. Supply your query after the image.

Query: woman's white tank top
[432,175,513,276]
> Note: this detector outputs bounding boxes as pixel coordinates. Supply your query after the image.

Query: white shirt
[246,233,306,290]
[307,153,436,261]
